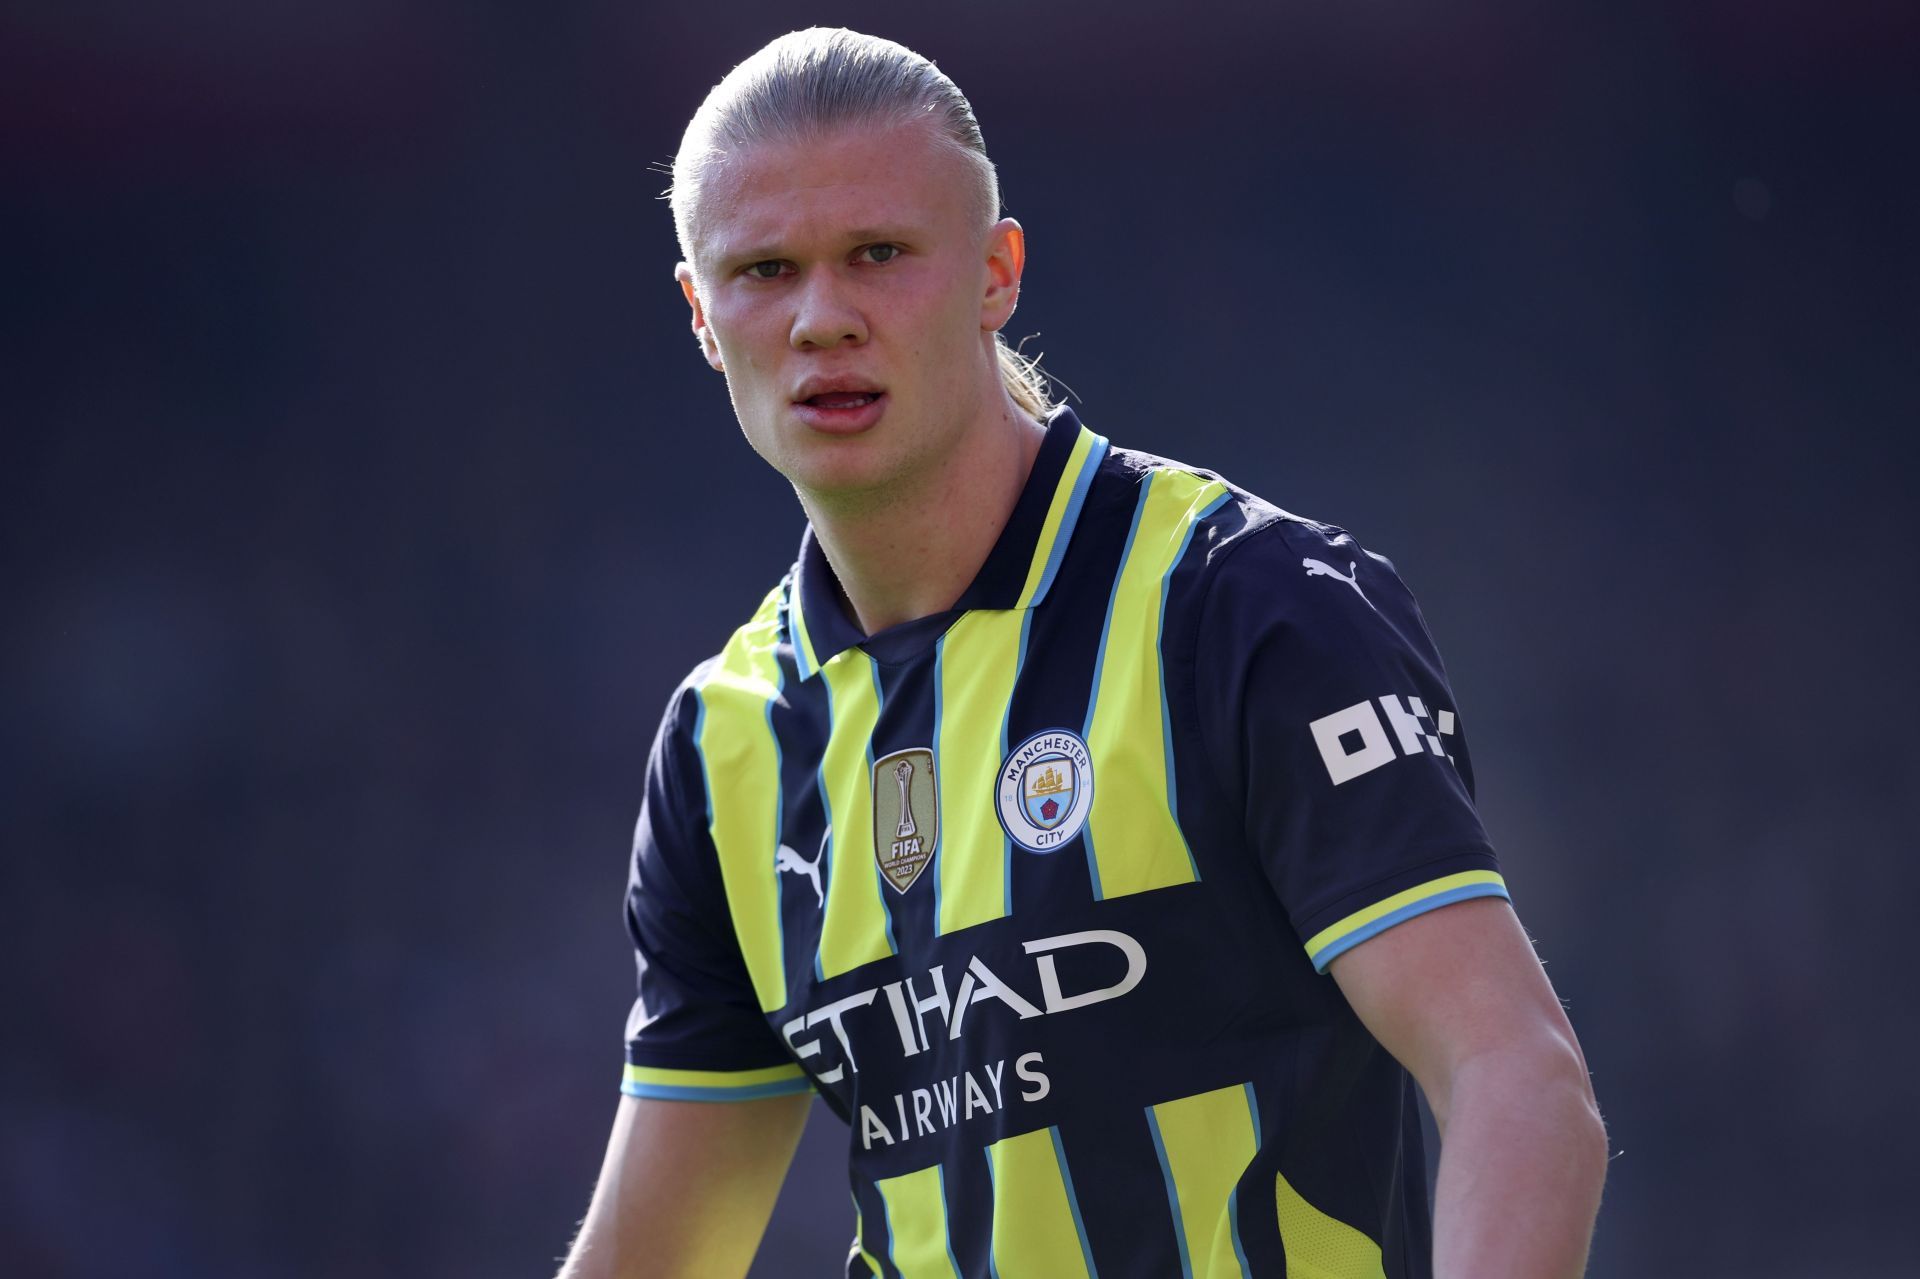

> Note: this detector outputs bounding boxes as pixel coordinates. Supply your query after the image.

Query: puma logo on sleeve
[1302,557,1373,609]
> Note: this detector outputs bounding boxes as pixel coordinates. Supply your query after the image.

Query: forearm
[1430,1046,1608,1279]
[558,1093,809,1279]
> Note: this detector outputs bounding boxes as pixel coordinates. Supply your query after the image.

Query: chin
[780,440,914,504]
[787,458,899,503]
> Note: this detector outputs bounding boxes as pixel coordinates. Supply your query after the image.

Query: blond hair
[670,28,1055,419]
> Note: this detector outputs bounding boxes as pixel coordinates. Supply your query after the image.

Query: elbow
[1571,1073,1611,1193]
[1438,1031,1611,1189]
[1536,1038,1610,1196]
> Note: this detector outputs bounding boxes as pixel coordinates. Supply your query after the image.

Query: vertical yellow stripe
[935,610,1023,936]
[1084,470,1228,898]
[818,649,893,979]
[1015,425,1101,607]
[1275,1172,1387,1279]
[986,1126,1095,1278]
[693,586,788,1012]
[1150,1083,1259,1279]
[874,1163,961,1279]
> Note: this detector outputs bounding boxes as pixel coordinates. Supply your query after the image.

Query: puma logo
[776,827,827,907]
[1302,557,1373,609]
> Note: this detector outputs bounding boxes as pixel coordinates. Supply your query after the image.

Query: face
[676,119,1025,503]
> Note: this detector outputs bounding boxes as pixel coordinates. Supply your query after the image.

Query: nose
[789,270,868,350]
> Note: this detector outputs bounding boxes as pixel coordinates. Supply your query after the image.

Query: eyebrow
[840,227,915,245]
[714,227,919,267]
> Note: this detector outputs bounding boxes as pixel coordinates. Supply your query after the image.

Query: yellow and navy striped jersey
[620,406,1507,1278]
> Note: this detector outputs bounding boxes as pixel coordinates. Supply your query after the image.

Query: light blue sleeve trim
[619,1077,815,1102]
[1309,882,1511,973]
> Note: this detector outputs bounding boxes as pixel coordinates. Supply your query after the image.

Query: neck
[802,393,1046,635]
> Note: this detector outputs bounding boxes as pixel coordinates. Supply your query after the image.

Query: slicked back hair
[670,27,1055,418]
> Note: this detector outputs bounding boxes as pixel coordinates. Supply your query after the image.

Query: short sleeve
[619,677,810,1101]
[1195,518,1508,972]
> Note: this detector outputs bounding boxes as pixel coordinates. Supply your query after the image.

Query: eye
[743,260,788,280]
[859,244,901,265]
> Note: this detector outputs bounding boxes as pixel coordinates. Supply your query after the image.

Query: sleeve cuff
[619,1061,813,1102]
[1303,870,1509,973]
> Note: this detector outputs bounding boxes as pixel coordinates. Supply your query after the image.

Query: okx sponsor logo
[1309,694,1458,785]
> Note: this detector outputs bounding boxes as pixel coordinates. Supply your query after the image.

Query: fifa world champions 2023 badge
[996,729,1095,853]
[873,747,939,893]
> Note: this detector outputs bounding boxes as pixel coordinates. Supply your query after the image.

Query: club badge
[873,747,938,893]
[997,729,1095,853]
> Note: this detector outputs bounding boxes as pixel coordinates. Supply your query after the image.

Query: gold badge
[873,747,938,894]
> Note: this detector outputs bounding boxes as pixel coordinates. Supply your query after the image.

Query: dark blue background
[6,2,1915,1275]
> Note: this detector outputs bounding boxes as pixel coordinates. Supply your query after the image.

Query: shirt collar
[785,404,1110,680]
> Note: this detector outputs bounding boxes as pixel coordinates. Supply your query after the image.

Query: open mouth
[791,382,887,432]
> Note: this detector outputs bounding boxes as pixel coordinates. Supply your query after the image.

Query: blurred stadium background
[4,2,1916,1275]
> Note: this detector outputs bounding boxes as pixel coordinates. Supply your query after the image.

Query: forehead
[687,120,976,263]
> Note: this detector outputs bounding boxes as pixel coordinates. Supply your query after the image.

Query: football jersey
[619,405,1508,1278]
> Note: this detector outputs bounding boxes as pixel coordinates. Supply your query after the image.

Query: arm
[1330,896,1608,1279]
[558,1091,812,1279]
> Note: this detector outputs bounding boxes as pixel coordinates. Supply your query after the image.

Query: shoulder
[653,575,794,756]
[1095,442,1452,699]
[1088,441,1271,571]
[1101,440,1410,624]
[1203,506,1417,632]
[692,575,792,689]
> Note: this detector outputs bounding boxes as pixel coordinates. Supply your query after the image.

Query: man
[560,27,1606,1279]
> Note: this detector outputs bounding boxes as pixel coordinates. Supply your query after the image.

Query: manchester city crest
[873,747,938,893]
[996,729,1095,853]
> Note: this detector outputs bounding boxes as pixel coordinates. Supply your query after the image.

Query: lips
[805,390,881,409]
[791,381,888,434]
[793,376,886,406]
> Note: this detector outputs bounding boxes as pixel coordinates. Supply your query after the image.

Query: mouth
[800,390,882,410]
[791,387,888,434]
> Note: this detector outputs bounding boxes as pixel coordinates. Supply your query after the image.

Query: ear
[675,262,725,372]
[980,218,1025,333]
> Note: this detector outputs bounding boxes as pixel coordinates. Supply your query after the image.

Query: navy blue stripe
[943,1143,995,1279]
[1144,1104,1195,1279]
[1025,432,1111,608]
[1051,1126,1101,1279]
[871,655,939,947]
[1158,489,1233,841]
[854,1177,904,1279]
[1154,493,1251,889]
[1057,1105,1185,1279]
